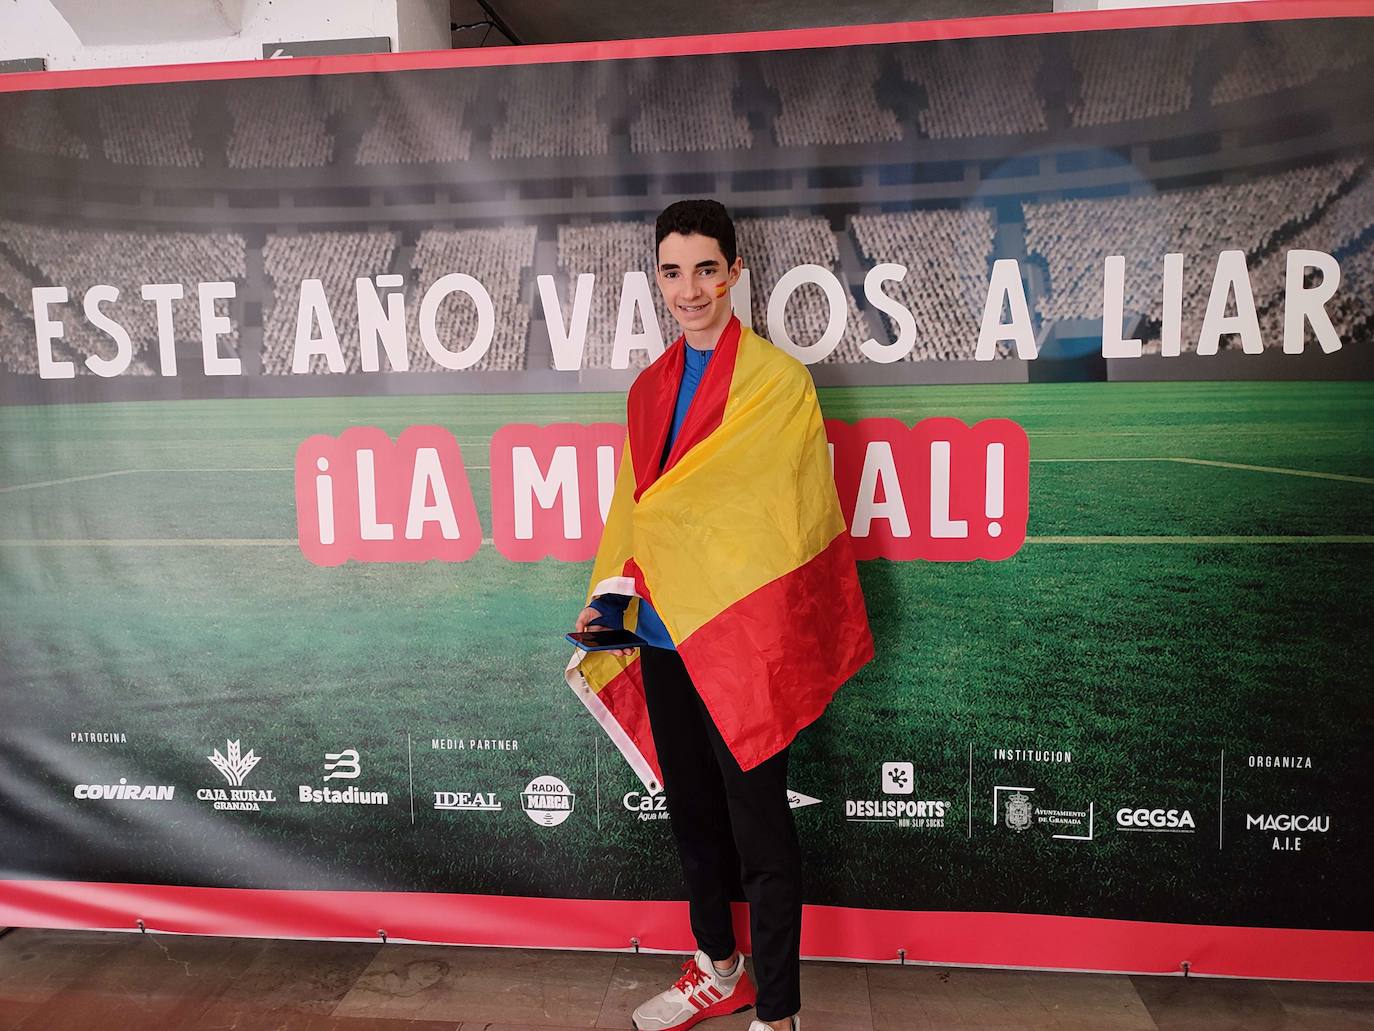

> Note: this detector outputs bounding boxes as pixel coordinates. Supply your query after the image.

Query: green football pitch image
[1,380,1370,930]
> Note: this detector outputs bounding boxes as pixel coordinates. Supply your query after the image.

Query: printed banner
[1,1,1371,979]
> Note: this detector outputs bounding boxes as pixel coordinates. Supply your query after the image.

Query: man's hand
[573,605,636,657]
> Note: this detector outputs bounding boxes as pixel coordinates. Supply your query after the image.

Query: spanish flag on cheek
[565,315,874,792]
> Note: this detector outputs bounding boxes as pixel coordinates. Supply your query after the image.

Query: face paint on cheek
[714,282,729,299]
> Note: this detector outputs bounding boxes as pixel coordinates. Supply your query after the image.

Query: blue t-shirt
[588,342,712,649]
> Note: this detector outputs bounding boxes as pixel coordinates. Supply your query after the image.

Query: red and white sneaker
[631,950,757,1030]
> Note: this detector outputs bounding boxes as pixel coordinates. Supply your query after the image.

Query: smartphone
[565,628,648,651]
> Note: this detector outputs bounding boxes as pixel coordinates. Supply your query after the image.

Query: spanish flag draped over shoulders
[565,315,874,791]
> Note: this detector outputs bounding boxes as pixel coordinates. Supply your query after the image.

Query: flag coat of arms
[565,316,874,791]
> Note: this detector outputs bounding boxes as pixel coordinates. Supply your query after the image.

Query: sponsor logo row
[843,759,1328,852]
[70,737,1328,849]
[71,738,571,827]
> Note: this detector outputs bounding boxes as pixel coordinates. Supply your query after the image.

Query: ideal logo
[522,776,574,827]
[434,790,502,812]
[208,739,261,787]
[323,749,360,780]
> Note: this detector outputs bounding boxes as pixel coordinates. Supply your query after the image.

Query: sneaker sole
[631,998,755,1030]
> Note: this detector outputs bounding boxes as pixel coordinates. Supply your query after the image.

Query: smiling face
[655,231,743,342]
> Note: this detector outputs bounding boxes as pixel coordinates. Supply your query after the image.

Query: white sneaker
[631,949,757,1030]
[748,1018,800,1031]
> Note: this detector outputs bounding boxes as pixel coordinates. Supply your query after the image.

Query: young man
[568,200,873,1031]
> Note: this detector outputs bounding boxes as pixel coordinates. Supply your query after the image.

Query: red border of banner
[2,0,1373,983]
[1,881,1369,981]
[0,1,1371,94]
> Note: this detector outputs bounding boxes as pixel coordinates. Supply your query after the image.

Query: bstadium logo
[522,776,574,827]
[1115,807,1197,833]
[624,791,668,822]
[323,749,360,780]
[300,749,387,806]
[847,763,948,829]
[199,739,276,811]
[73,778,174,802]
[434,790,502,812]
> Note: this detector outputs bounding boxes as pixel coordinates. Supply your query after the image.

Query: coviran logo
[434,790,502,812]
[73,779,174,802]
[199,739,276,811]
[522,776,574,827]
[1115,807,1196,833]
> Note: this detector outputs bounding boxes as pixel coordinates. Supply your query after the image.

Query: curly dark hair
[654,199,737,265]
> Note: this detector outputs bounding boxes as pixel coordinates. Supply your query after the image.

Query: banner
[1,1,1371,980]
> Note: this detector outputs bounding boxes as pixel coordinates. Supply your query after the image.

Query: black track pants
[639,646,803,1022]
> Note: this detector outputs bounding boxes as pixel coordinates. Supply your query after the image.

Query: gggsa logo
[1116,807,1196,833]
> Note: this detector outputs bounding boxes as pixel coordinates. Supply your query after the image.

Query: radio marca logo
[522,776,574,826]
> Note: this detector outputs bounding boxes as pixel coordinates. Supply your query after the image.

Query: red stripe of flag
[677,531,873,772]
[594,658,663,790]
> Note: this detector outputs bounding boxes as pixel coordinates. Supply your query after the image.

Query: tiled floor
[0,927,1370,1030]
